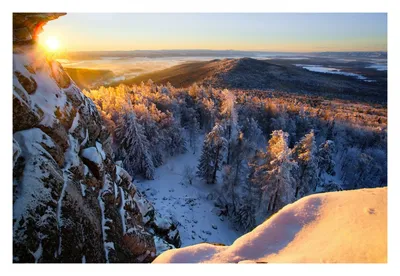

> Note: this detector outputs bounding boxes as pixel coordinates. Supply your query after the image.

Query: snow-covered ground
[295,64,375,82]
[366,64,387,71]
[154,187,387,263]
[135,136,241,247]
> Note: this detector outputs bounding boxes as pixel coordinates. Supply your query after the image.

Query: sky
[40,13,387,52]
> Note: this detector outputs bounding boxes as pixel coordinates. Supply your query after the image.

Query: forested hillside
[84,81,387,231]
[113,58,387,104]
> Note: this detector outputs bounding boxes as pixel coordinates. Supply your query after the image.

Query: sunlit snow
[154,187,387,263]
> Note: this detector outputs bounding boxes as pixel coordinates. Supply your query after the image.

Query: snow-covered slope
[135,136,241,248]
[154,187,387,263]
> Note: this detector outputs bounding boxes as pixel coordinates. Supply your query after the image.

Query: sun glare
[45,37,60,52]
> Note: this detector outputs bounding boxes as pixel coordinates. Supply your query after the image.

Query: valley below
[135,139,241,248]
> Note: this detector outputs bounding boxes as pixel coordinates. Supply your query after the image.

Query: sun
[45,36,60,52]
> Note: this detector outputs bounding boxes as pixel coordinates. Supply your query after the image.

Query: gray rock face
[12,13,179,263]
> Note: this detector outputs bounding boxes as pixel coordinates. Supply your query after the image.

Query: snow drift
[154,187,387,263]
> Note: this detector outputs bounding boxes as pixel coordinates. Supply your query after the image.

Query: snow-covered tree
[224,132,260,231]
[181,107,200,154]
[181,165,195,185]
[133,103,164,167]
[246,149,265,205]
[253,130,298,223]
[326,120,335,141]
[200,98,216,132]
[188,116,200,154]
[240,117,264,151]
[341,147,384,189]
[84,81,387,194]
[220,89,238,165]
[220,132,251,214]
[115,107,155,180]
[166,122,187,156]
[233,197,256,232]
[318,140,336,178]
[196,124,227,184]
[294,113,311,143]
[292,130,320,198]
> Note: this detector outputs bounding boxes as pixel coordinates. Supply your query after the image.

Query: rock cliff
[12,13,179,263]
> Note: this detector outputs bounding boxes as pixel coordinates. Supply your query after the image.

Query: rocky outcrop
[12,13,179,263]
[151,212,181,248]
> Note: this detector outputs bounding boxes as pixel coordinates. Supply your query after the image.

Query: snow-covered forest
[84,81,387,233]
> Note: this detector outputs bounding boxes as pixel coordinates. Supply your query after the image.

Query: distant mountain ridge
[56,49,387,60]
[111,57,386,103]
[313,51,387,59]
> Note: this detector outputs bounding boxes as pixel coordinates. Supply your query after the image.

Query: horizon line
[60,49,388,53]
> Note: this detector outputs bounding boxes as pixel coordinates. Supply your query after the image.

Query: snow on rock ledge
[154,187,387,263]
[81,146,104,179]
[12,13,176,263]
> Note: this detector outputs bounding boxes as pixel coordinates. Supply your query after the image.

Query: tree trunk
[212,146,220,184]
[231,184,236,214]
[267,194,273,213]
[271,190,278,214]
[227,124,232,165]
[295,167,305,198]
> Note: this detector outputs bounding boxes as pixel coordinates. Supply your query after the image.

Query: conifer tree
[221,132,255,231]
[196,124,227,184]
[318,140,336,179]
[240,117,264,151]
[292,130,319,198]
[220,89,237,165]
[181,107,200,154]
[188,116,200,154]
[253,130,297,223]
[115,105,155,180]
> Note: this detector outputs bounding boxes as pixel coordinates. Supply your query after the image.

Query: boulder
[151,212,181,248]
[15,71,37,94]
[80,146,104,179]
[13,93,42,133]
[123,227,156,262]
